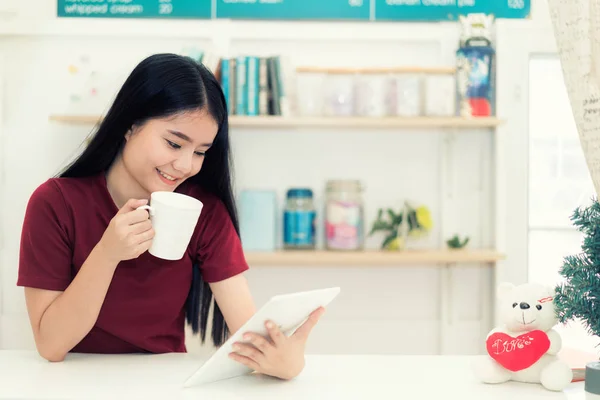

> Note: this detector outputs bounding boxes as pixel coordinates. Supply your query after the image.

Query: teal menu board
[57,0,212,18]
[458,0,530,19]
[216,0,370,21]
[57,0,530,20]
[374,0,530,21]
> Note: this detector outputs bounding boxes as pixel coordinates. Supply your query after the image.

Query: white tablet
[183,286,341,387]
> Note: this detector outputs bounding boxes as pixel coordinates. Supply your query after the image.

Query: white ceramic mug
[137,191,203,260]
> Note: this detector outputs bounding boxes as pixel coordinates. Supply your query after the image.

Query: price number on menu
[508,0,525,9]
[159,0,173,14]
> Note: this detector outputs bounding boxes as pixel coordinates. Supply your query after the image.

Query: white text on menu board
[221,0,363,5]
[63,0,175,16]
[384,0,525,9]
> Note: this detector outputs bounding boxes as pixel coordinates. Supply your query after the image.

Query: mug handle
[137,205,155,216]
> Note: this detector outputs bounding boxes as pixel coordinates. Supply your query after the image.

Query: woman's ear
[125,129,132,141]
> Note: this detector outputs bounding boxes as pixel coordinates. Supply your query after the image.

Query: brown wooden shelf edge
[49,115,504,129]
[244,249,504,266]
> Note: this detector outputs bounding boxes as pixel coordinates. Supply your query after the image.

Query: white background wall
[0,1,553,358]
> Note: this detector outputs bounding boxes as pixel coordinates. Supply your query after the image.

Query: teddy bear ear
[545,285,558,298]
[497,282,515,299]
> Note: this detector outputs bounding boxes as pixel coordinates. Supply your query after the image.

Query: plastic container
[283,188,316,250]
[325,180,364,251]
[239,190,277,251]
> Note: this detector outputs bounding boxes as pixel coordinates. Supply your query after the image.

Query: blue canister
[283,188,316,249]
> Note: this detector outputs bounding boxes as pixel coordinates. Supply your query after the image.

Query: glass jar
[324,180,364,251]
[324,72,355,116]
[296,72,326,116]
[283,188,316,250]
[355,73,389,117]
[394,73,423,117]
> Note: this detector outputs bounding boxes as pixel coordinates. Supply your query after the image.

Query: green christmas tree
[554,199,600,339]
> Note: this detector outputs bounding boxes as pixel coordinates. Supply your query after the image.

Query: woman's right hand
[98,198,155,263]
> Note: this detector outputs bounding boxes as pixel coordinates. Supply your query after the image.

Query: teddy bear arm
[546,329,562,355]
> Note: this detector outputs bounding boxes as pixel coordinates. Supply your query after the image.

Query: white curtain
[548,0,600,196]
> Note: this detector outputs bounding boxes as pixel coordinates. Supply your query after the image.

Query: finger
[134,238,152,257]
[293,307,325,341]
[232,343,265,363]
[121,208,152,225]
[116,199,148,215]
[228,353,260,371]
[243,332,274,353]
[134,228,155,245]
[130,220,153,235]
[265,321,285,346]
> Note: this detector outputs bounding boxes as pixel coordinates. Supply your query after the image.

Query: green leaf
[393,212,403,225]
[381,232,397,249]
[446,235,470,249]
[387,208,396,223]
[369,220,393,236]
[407,210,416,231]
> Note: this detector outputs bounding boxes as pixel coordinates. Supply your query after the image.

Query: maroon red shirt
[17,173,248,354]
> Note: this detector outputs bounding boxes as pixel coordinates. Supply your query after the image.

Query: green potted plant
[369,202,433,250]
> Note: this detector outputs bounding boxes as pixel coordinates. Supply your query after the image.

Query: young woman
[17,53,324,380]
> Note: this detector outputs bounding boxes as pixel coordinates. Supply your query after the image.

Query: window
[528,56,599,351]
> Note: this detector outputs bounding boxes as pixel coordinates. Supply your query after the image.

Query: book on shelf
[219,55,289,117]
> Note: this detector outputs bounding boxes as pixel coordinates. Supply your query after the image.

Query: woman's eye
[166,140,181,149]
[167,139,205,156]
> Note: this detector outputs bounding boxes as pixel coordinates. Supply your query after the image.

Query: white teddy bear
[473,282,573,391]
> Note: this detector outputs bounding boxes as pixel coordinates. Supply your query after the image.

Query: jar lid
[286,188,313,198]
[326,180,363,192]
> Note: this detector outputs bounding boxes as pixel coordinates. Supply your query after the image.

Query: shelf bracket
[439,263,454,355]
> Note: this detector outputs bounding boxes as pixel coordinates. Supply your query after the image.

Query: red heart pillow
[486,330,550,372]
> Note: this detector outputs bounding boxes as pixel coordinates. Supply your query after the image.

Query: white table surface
[0,350,595,399]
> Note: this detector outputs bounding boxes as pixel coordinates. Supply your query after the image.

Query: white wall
[0,1,550,356]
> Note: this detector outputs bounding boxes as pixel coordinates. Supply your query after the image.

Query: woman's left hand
[229,307,325,380]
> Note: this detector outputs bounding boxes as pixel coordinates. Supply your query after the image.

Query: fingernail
[266,321,274,329]
[243,333,251,340]
[232,344,239,350]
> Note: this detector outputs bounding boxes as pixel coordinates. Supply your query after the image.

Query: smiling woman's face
[121,109,219,194]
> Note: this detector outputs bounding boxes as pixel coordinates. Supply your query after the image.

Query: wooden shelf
[230,116,503,129]
[49,115,102,124]
[244,249,504,266]
[295,66,456,75]
[49,115,503,129]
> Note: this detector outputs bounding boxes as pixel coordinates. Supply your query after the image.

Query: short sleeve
[195,198,249,283]
[17,180,73,291]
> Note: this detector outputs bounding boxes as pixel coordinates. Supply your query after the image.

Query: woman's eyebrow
[167,130,212,146]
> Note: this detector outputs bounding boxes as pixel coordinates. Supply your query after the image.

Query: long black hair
[58,53,236,347]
